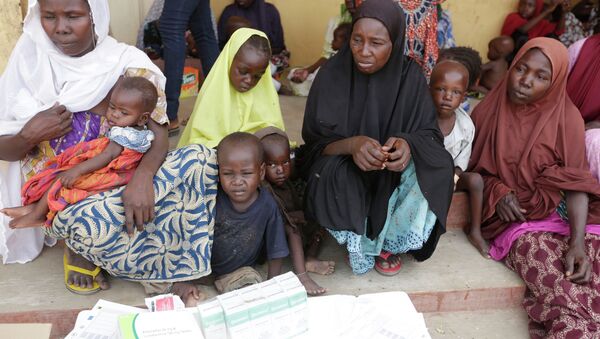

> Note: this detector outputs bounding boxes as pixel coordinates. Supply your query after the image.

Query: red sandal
[374,251,402,276]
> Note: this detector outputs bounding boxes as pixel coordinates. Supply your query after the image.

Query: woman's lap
[47,144,219,282]
[585,129,600,182]
[506,231,600,338]
[328,161,437,274]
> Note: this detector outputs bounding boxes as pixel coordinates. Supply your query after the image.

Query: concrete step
[0,230,525,338]
[424,308,529,339]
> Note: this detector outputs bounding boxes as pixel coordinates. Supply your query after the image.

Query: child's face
[219,145,265,207]
[429,64,468,117]
[106,87,149,128]
[229,46,269,93]
[332,30,348,51]
[263,141,291,187]
[518,0,537,19]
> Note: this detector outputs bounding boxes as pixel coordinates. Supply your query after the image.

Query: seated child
[478,36,514,93]
[288,23,352,96]
[429,61,488,258]
[210,132,289,294]
[255,127,335,296]
[1,77,157,229]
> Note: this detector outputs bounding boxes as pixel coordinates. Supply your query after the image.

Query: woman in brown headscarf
[470,37,600,337]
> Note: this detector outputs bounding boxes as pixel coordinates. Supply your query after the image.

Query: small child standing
[429,61,488,258]
[255,127,335,296]
[210,132,289,294]
[478,36,515,93]
[1,77,157,229]
[288,23,352,96]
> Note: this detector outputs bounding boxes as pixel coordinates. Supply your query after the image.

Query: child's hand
[292,69,310,83]
[59,168,81,188]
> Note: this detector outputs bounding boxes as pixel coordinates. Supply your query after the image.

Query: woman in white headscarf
[0,0,217,302]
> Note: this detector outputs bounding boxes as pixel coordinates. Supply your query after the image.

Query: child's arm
[59,141,124,188]
[267,258,283,279]
[518,0,561,33]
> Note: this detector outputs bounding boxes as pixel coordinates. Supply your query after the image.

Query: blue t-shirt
[210,187,289,276]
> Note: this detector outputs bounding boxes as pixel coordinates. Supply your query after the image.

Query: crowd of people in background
[1,0,600,337]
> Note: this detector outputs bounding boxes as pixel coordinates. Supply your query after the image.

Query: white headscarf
[0,0,164,264]
[0,0,164,136]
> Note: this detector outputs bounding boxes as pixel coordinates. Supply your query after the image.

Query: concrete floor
[0,94,531,338]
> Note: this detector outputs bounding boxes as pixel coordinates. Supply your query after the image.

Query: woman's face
[350,18,393,75]
[39,0,95,57]
[507,48,552,106]
[518,0,537,19]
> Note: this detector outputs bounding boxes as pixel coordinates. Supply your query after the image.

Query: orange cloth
[22,137,143,226]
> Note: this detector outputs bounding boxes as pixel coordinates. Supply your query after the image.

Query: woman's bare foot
[305,257,335,275]
[1,205,35,219]
[66,248,110,290]
[297,272,326,296]
[8,213,46,229]
[172,282,206,307]
[467,232,491,259]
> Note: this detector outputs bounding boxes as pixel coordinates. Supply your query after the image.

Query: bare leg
[286,224,326,296]
[7,193,50,228]
[305,228,335,275]
[65,247,110,290]
[457,172,490,258]
[172,281,206,307]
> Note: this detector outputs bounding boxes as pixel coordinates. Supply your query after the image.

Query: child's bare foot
[467,232,491,259]
[1,205,35,219]
[66,249,110,290]
[8,213,46,228]
[172,282,206,307]
[297,272,326,296]
[305,257,335,275]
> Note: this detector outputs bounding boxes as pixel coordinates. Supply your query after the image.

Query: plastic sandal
[374,251,402,276]
[63,254,102,295]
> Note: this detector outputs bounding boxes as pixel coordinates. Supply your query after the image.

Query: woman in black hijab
[300,0,453,275]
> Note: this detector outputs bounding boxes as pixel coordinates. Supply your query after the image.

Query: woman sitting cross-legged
[471,37,600,338]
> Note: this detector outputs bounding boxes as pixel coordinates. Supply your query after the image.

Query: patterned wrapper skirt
[505,231,600,338]
[47,144,219,283]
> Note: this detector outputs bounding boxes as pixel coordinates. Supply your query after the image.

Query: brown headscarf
[469,37,600,240]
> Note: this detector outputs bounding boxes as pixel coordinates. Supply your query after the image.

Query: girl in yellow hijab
[178,28,285,148]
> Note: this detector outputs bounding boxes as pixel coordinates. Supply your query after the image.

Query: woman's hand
[495,193,527,222]
[122,168,155,236]
[19,104,73,145]
[349,136,387,171]
[565,243,591,284]
[382,137,411,172]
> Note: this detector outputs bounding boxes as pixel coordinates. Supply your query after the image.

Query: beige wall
[211,0,342,66]
[443,0,516,61]
[109,0,524,66]
[0,0,25,73]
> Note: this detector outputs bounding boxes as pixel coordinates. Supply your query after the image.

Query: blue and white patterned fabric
[48,144,218,282]
[328,161,437,274]
[108,126,155,153]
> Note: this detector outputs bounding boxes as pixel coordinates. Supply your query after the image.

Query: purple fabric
[49,111,102,155]
[217,0,285,52]
[489,212,600,260]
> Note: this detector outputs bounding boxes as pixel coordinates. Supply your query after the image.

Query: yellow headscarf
[178,28,285,148]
